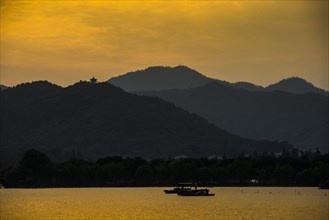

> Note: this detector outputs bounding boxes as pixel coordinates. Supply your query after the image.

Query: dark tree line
[0,149,328,188]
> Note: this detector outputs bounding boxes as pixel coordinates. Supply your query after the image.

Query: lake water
[1,187,328,220]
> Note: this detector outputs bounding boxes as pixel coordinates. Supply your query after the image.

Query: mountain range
[108,65,327,152]
[0,81,292,165]
[109,65,328,95]
[1,66,327,164]
[139,82,328,152]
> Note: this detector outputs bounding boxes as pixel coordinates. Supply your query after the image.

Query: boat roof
[177,182,194,186]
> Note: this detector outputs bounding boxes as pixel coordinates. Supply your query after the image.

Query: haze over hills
[108,66,327,95]
[0,81,292,165]
[139,82,328,152]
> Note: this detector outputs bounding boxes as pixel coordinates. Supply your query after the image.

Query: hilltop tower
[90,77,97,83]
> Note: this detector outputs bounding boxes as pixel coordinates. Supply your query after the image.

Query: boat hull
[177,193,215,196]
[177,190,215,196]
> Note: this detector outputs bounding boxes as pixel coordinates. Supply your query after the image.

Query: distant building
[274,152,283,158]
[174,154,189,160]
[207,154,222,160]
[90,77,97,83]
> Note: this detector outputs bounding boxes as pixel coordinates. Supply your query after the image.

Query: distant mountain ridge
[108,65,214,92]
[108,66,327,95]
[0,81,292,165]
[265,77,328,95]
[139,82,328,152]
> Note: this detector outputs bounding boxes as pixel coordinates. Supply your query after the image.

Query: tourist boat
[164,182,194,194]
[177,188,215,196]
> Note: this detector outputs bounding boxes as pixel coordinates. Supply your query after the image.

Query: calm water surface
[1,187,328,220]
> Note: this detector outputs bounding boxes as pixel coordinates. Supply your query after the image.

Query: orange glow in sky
[1,0,328,89]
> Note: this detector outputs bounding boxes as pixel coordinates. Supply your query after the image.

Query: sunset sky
[1,0,328,89]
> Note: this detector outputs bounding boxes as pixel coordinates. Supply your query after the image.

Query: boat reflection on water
[177,188,215,196]
[164,183,215,196]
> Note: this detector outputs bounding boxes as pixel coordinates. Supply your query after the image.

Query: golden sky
[1,0,328,89]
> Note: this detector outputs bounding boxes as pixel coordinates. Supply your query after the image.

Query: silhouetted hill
[4,81,62,102]
[108,65,258,92]
[108,66,327,95]
[108,65,214,91]
[0,84,8,90]
[266,77,328,95]
[232,82,264,91]
[0,81,292,165]
[139,82,328,152]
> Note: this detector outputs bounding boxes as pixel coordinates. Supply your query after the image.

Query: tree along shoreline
[1,185,325,189]
[0,149,328,188]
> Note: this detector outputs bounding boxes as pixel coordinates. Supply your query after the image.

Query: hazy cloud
[1,1,327,89]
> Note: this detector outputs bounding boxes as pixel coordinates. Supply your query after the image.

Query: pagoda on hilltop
[90,77,97,83]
